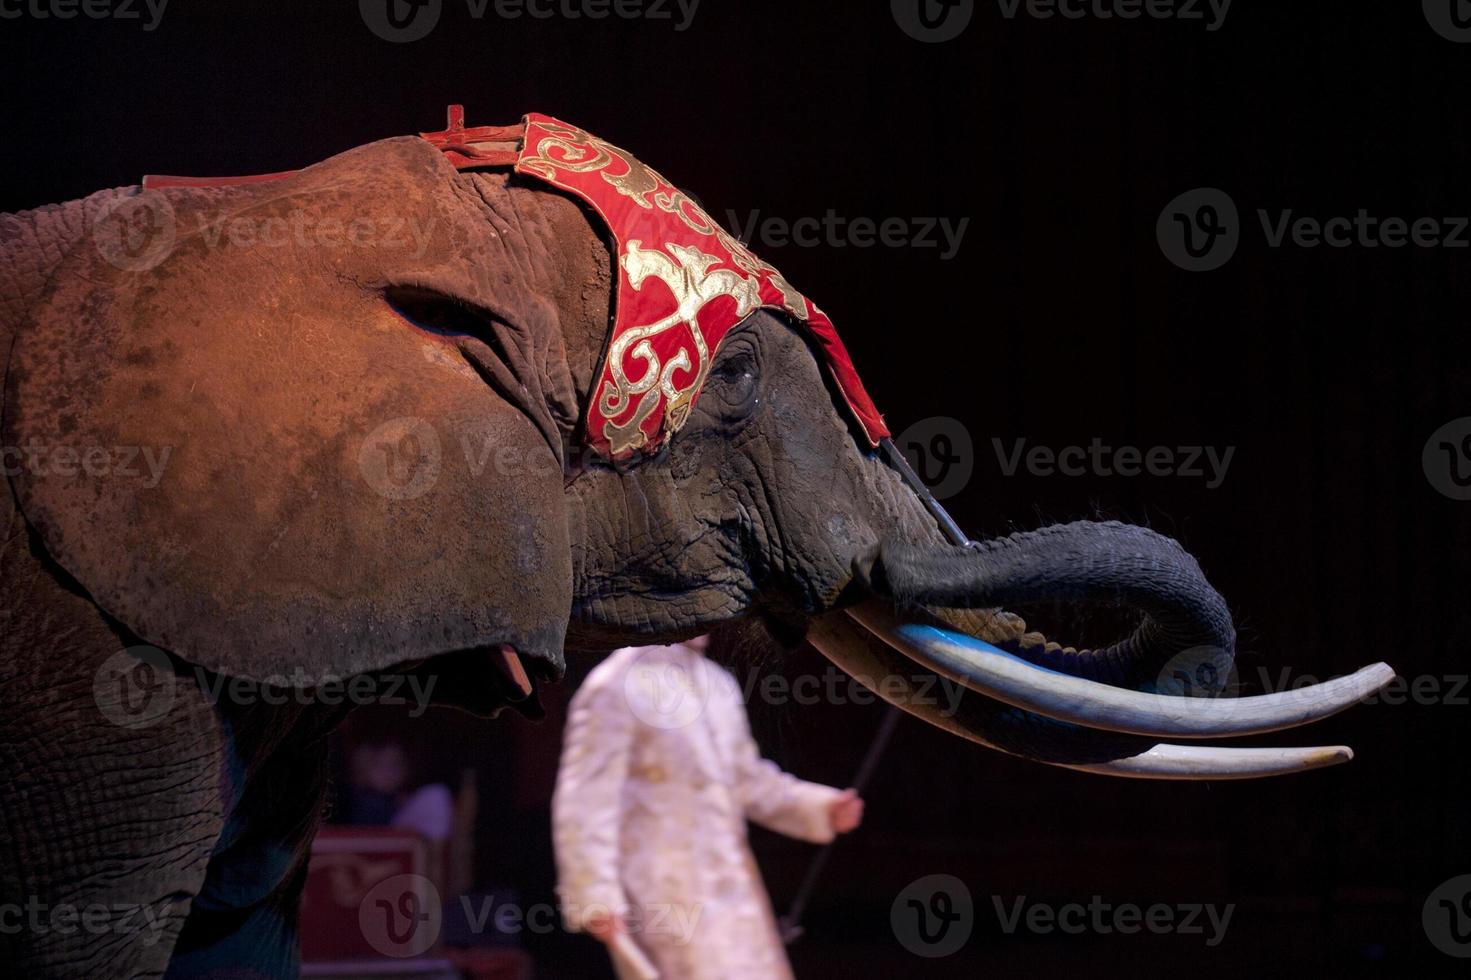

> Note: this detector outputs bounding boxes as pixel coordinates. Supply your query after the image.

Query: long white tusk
[848,602,1395,740]
[805,608,1043,763]
[1062,744,1354,780]
[806,611,1362,781]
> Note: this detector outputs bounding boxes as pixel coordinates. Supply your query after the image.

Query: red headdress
[150,107,889,460]
[421,107,888,459]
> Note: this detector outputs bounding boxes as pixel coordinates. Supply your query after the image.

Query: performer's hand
[584,910,625,944]
[828,788,864,834]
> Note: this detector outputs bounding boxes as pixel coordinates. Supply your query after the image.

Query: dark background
[4,1,1469,976]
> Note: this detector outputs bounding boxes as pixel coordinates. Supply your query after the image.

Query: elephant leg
[0,515,229,978]
[164,700,344,980]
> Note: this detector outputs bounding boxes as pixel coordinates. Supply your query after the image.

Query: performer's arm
[553,672,635,935]
[726,677,857,843]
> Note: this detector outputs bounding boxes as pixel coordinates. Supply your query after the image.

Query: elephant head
[0,114,1393,778]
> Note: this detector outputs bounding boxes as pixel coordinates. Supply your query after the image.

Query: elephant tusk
[1061,744,1354,780]
[807,610,1364,781]
[847,602,1395,740]
[805,608,1047,763]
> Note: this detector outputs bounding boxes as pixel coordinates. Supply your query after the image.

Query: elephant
[0,111,1394,978]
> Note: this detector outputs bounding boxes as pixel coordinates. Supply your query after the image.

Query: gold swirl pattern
[517,116,818,457]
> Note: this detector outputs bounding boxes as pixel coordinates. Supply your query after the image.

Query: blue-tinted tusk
[847,602,1395,740]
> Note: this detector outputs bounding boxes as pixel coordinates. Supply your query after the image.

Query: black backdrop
[4,2,1469,976]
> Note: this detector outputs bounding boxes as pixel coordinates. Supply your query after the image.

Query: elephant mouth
[495,644,536,699]
[394,643,551,721]
[806,521,1395,781]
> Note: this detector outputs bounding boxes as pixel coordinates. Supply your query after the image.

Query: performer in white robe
[553,636,864,979]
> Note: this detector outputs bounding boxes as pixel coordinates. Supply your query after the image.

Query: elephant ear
[2,137,582,684]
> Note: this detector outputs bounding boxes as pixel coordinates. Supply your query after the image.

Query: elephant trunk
[807,490,1395,779]
[864,520,1237,691]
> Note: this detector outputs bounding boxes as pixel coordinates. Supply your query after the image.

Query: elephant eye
[383,286,497,340]
[711,351,755,383]
[707,343,760,419]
